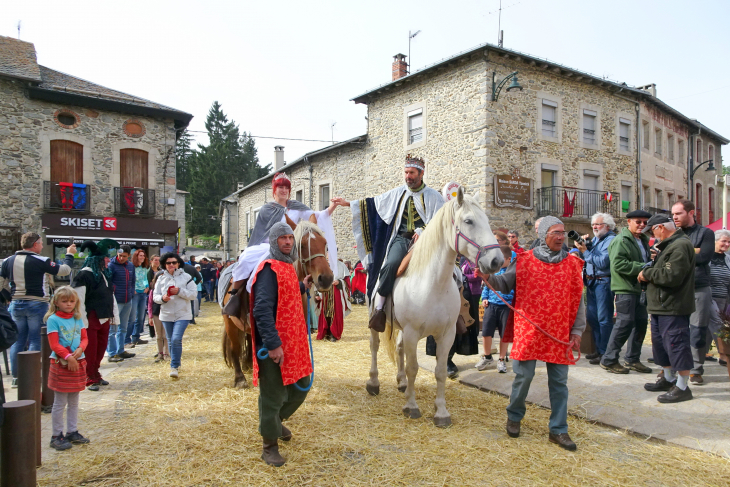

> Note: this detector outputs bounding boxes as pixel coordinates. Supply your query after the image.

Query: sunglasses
[165,262,180,266]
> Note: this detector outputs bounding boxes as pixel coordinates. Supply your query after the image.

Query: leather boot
[280,424,292,442]
[262,438,286,467]
[369,309,386,332]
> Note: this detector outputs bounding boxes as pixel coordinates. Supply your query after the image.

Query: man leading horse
[331,155,443,332]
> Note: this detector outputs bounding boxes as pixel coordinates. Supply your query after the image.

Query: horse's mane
[293,220,325,259]
[405,195,480,275]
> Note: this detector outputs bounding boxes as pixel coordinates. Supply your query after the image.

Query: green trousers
[258,356,310,440]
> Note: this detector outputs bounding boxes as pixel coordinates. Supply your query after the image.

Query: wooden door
[120,149,148,188]
[50,140,83,183]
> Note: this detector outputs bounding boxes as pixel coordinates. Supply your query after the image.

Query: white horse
[366,187,504,427]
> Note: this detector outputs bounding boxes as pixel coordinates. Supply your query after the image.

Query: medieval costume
[487,216,586,450]
[316,260,352,341]
[233,173,339,293]
[349,156,443,330]
[71,239,120,390]
[351,261,367,305]
[250,223,313,467]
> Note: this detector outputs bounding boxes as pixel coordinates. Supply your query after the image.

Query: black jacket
[643,229,696,316]
[682,223,715,289]
[72,269,116,319]
[183,264,203,285]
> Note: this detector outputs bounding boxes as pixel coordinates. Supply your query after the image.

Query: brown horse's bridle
[298,231,327,264]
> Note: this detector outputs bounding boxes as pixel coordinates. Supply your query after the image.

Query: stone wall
[0,77,178,233]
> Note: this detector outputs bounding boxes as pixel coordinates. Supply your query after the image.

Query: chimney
[237,182,245,191]
[274,146,285,171]
[392,53,408,81]
[637,83,657,97]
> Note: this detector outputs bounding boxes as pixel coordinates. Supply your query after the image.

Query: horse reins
[483,279,580,363]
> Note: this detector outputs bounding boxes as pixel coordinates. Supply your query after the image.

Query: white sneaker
[169,368,179,378]
[497,359,507,373]
[475,355,494,371]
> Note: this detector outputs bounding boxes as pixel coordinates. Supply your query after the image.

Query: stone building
[230,42,726,259]
[0,35,192,266]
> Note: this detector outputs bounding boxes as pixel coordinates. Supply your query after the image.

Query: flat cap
[626,210,651,219]
[642,214,673,233]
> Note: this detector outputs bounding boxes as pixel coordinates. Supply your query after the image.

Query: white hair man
[638,214,696,403]
[574,213,616,365]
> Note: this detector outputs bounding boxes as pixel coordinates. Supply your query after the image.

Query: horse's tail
[380,300,399,364]
[221,325,252,371]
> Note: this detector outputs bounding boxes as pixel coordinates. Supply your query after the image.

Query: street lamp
[690,158,715,179]
[490,70,523,102]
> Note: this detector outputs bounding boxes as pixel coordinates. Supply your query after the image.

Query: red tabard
[249,259,313,387]
[510,251,584,365]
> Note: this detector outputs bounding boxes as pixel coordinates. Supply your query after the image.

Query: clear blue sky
[4,0,728,169]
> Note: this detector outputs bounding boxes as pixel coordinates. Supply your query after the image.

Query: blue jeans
[8,300,49,378]
[507,360,570,434]
[126,292,148,343]
[108,300,133,356]
[204,280,215,301]
[162,320,189,369]
[586,279,614,355]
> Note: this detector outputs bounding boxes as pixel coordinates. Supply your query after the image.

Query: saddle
[395,245,474,332]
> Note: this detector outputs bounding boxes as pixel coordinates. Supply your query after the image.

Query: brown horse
[221,220,334,388]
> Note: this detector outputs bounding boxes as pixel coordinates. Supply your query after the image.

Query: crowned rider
[331,155,444,332]
[230,172,340,295]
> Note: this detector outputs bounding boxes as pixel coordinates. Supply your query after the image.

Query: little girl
[45,286,91,451]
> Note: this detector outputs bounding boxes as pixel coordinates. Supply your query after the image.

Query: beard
[593,227,608,238]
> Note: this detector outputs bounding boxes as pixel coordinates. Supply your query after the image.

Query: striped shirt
[0,251,73,301]
[710,253,730,299]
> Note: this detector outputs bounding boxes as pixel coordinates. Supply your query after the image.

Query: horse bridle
[452,219,500,265]
[298,231,327,264]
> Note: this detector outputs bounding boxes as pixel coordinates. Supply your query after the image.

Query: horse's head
[452,187,504,274]
[294,221,334,291]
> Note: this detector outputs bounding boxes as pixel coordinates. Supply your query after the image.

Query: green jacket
[608,228,650,295]
[643,229,696,316]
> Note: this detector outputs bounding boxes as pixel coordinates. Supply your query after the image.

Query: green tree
[187,102,270,236]
[175,128,194,191]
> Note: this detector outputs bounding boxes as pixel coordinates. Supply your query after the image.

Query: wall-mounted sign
[494,174,533,209]
[57,217,117,231]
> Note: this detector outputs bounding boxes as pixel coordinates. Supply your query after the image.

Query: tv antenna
[17,21,21,39]
[498,0,503,47]
[331,122,336,145]
[408,30,421,74]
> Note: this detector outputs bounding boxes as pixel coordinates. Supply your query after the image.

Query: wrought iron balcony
[535,186,620,219]
[43,181,91,213]
[113,187,156,216]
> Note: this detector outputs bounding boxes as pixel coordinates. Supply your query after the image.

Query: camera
[567,230,585,246]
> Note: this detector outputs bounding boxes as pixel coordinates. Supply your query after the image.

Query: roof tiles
[0,36,42,82]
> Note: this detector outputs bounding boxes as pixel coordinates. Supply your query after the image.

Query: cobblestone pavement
[418,340,730,458]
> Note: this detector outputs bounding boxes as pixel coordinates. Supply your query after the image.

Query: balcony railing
[113,187,156,216]
[536,186,620,219]
[43,181,91,213]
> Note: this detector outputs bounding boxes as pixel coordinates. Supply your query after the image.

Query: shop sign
[494,174,533,209]
[48,237,161,247]
[57,217,117,231]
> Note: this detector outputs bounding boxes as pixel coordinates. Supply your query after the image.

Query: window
[709,145,715,163]
[709,187,715,223]
[582,170,600,216]
[295,190,303,202]
[643,186,651,209]
[542,100,557,138]
[655,128,662,155]
[120,149,149,188]
[655,189,663,209]
[583,110,597,145]
[667,192,674,206]
[696,183,703,225]
[697,140,703,164]
[541,169,556,187]
[678,139,685,165]
[621,181,632,213]
[50,140,83,183]
[320,184,330,211]
[667,135,674,162]
[642,122,650,150]
[619,118,631,152]
[408,109,423,144]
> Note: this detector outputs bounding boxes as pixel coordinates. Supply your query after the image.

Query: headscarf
[268,222,298,264]
[532,216,567,264]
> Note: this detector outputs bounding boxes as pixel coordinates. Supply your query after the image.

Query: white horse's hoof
[397,384,407,393]
[366,384,380,396]
[433,416,452,428]
[403,407,422,419]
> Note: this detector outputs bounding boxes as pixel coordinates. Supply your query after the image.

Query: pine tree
[175,129,194,191]
[187,102,270,236]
